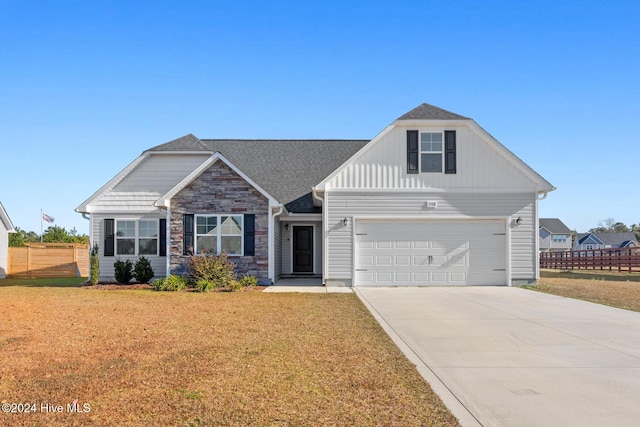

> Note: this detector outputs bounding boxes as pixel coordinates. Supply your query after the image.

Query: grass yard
[533,269,640,312]
[0,281,458,426]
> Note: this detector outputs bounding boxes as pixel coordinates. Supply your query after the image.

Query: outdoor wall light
[284,223,289,231]
[342,217,349,226]
[515,217,523,225]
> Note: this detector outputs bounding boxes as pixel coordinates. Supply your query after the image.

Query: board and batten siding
[324,125,538,191]
[325,191,537,286]
[90,153,210,211]
[91,213,168,282]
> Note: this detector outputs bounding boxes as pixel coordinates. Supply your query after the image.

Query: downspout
[312,188,327,285]
[165,205,171,277]
[269,205,285,284]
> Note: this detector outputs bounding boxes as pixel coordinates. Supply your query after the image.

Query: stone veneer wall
[169,161,270,283]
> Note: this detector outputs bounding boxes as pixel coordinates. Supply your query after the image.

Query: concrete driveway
[356,286,640,427]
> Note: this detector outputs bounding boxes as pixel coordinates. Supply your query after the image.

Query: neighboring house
[573,232,638,251]
[76,103,555,286]
[0,202,16,279]
[539,218,573,252]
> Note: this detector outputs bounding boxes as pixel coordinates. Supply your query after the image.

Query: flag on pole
[42,212,55,223]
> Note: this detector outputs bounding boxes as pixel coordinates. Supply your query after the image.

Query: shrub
[193,278,215,293]
[133,256,155,283]
[188,252,237,290]
[114,259,133,284]
[228,279,243,292]
[239,274,258,288]
[152,275,188,291]
[90,243,100,286]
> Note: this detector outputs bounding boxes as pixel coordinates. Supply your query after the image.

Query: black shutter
[407,130,419,174]
[244,214,255,256]
[183,214,194,255]
[444,130,457,174]
[104,219,115,257]
[159,218,167,256]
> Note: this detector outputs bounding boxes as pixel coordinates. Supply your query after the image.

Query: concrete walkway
[264,278,352,293]
[356,286,640,427]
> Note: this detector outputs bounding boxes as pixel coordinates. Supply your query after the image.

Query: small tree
[90,243,100,286]
[114,259,133,284]
[133,256,154,283]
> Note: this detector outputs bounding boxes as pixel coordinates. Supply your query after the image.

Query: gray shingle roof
[539,218,571,234]
[576,232,639,246]
[396,103,470,121]
[148,137,368,212]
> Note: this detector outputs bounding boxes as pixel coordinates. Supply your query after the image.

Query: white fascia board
[155,152,279,208]
[326,187,539,194]
[282,213,322,222]
[314,125,394,191]
[0,202,15,232]
[75,152,152,214]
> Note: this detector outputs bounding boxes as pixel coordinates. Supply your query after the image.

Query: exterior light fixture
[342,217,349,226]
[515,217,523,225]
[284,223,289,231]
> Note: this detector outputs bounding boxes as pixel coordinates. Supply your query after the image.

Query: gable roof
[316,103,555,193]
[576,232,638,246]
[155,153,279,208]
[396,103,470,121]
[0,202,15,232]
[148,138,368,212]
[539,218,571,234]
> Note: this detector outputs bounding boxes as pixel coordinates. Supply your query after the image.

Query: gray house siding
[92,212,167,282]
[324,190,536,286]
[0,226,8,278]
[168,161,270,282]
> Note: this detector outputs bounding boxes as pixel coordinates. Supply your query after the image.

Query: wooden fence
[540,247,640,272]
[8,243,89,278]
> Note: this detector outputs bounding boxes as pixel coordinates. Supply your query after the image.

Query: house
[539,218,573,252]
[0,202,16,279]
[573,232,638,251]
[76,103,555,286]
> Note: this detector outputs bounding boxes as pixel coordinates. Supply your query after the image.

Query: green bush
[188,252,237,290]
[133,256,155,283]
[90,243,100,286]
[239,274,258,287]
[152,275,188,291]
[228,279,243,292]
[114,259,133,284]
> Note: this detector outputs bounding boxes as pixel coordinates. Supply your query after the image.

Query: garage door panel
[355,220,506,286]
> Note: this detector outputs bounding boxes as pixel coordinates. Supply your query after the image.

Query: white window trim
[115,219,159,256]
[195,214,244,256]
[419,131,444,173]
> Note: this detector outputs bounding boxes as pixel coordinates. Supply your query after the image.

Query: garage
[355,220,507,286]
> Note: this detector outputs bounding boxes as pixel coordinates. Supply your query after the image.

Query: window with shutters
[195,215,243,255]
[115,219,159,255]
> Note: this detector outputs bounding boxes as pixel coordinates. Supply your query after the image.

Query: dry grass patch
[0,285,458,426]
[533,269,640,311]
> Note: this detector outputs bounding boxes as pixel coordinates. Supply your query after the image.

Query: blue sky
[1,0,638,234]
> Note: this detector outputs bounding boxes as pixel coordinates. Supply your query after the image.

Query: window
[115,219,158,255]
[195,215,243,255]
[552,234,568,243]
[420,132,443,172]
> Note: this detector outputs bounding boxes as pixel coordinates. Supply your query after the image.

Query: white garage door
[355,220,506,286]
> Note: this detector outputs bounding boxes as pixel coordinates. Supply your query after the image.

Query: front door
[293,226,314,273]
